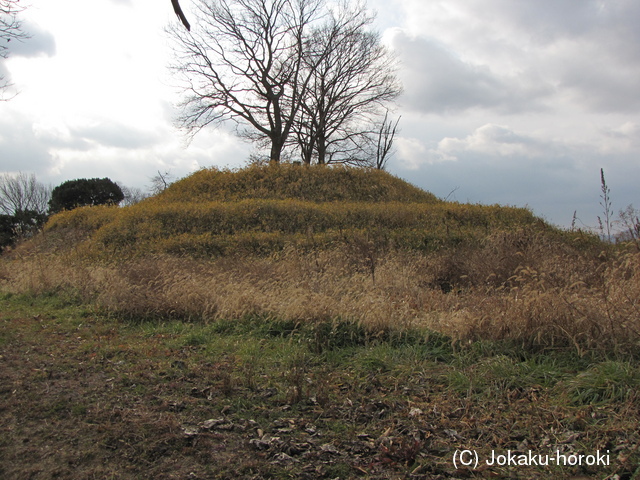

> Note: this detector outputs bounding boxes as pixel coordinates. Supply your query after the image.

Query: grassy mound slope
[3,163,638,355]
[43,164,548,257]
[159,164,440,203]
[3,167,639,480]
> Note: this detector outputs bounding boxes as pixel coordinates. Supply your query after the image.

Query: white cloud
[1,0,639,228]
[390,0,640,115]
[395,136,428,169]
[7,20,56,58]
[0,110,54,173]
[598,122,640,154]
[437,124,550,159]
[391,30,554,114]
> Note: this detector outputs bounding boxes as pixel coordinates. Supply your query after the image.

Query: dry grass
[3,165,640,479]
[158,164,440,203]
[3,228,638,357]
[41,164,541,257]
[43,199,541,257]
[3,164,638,356]
[3,293,639,480]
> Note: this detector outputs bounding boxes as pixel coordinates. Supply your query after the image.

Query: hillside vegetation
[2,164,640,479]
[159,165,439,203]
[43,164,544,257]
[3,163,637,356]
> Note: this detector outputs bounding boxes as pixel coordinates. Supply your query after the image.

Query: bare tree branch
[168,0,328,163]
[149,170,174,195]
[0,172,51,216]
[293,2,401,165]
[1,0,30,97]
[171,0,191,31]
[168,0,400,166]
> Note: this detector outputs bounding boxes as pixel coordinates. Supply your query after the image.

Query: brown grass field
[1,165,639,479]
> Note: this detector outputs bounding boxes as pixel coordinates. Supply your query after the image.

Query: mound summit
[157,164,440,204]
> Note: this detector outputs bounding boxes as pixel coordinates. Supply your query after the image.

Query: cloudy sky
[1,0,639,228]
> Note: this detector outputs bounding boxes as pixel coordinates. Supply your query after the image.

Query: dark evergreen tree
[0,209,46,252]
[0,214,15,252]
[49,178,124,214]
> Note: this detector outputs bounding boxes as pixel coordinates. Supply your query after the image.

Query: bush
[49,178,124,214]
[0,210,47,252]
[0,214,14,251]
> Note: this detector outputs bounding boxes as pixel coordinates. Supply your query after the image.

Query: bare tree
[1,0,29,97]
[327,110,400,169]
[149,170,174,195]
[618,204,640,245]
[0,172,51,216]
[168,0,328,163]
[118,184,148,206]
[0,172,50,241]
[370,110,400,170]
[293,4,401,165]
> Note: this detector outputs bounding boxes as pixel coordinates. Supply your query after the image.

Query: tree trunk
[270,138,283,163]
[316,132,327,165]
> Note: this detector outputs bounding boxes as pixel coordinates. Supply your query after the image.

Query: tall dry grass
[2,230,638,356]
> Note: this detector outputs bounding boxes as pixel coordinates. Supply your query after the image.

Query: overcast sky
[1,0,639,228]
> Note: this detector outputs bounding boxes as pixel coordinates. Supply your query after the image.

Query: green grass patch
[559,361,640,405]
[1,291,639,480]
